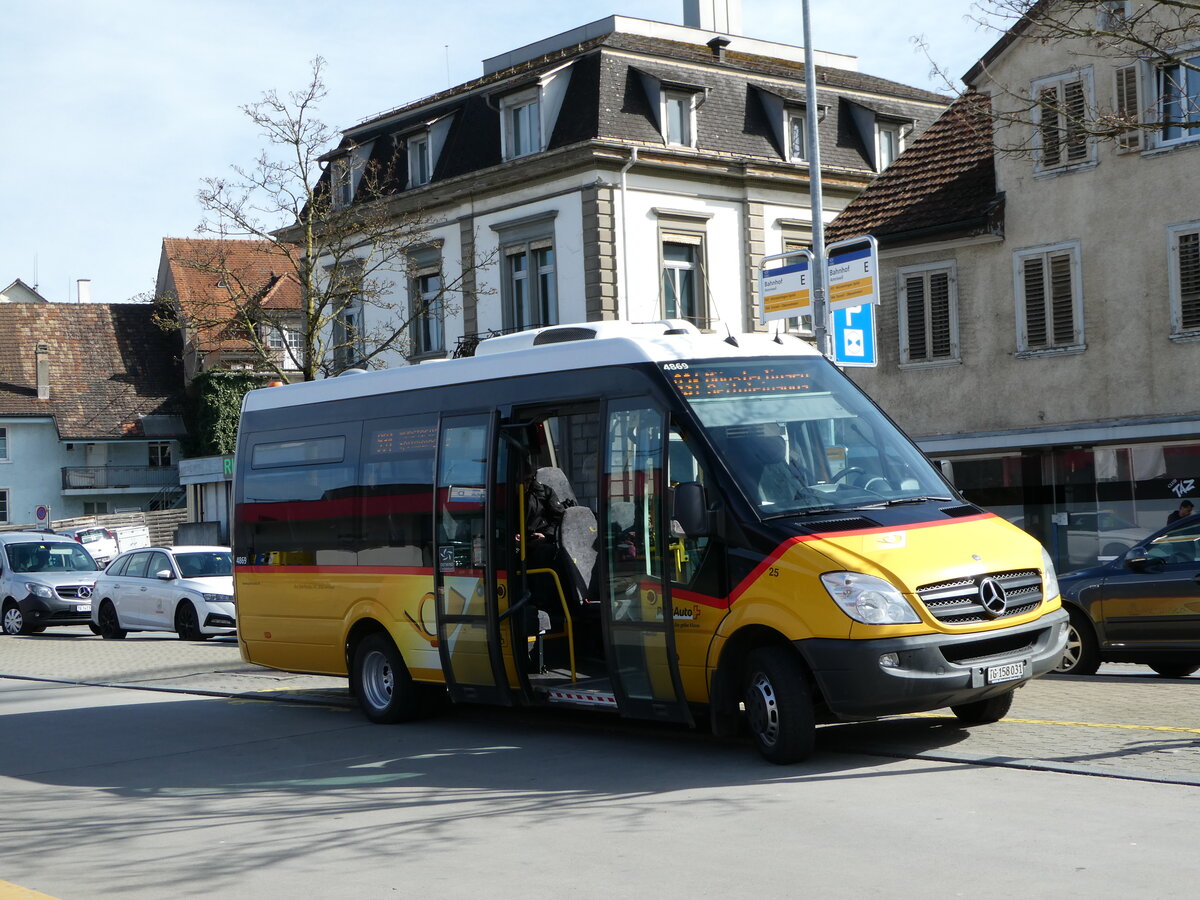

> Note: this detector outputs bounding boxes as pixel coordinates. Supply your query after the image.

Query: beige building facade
[828,1,1200,571]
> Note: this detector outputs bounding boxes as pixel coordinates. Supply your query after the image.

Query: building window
[1015,242,1084,353]
[1159,51,1200,145]
[788,113,807,162]
[504,243,557,331]
[0,489,7,525]
[492,212,558,332]
[1097,1,1129,30]
[661,239,706,326]
[898,263,959,364]
[409,135,431,186]
[331,157,354,210]
[1034,71,1093,170]
[149,442,173,468]
[0,427,7,461]
[83,501,109,516]
[502,92,541,159]
[334,304,365,370]
[663,91,695,147]
[877,123,902,169]
[412,271,445,356]
[1170,223,1200,336]
[266,324,303,369]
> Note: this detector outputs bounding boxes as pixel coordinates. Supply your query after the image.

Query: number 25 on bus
[232,320,1067,764]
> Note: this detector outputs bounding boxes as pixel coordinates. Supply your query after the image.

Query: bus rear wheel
[352,632,426,724]
[742,646,816,765]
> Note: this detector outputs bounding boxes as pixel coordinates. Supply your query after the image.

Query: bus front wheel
[352,632,424,724]
[743,646,816,765]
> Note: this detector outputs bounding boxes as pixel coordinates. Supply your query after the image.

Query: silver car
[91,546,235,640]
[0,532,101,635]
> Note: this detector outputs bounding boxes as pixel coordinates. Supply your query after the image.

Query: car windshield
[8,541,99,573]
[667,357,952,517]
[174,551,232,578]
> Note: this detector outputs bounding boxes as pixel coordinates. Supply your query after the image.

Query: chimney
[77,279,92,303]
[35,342,50,400]
[684,0,742,34]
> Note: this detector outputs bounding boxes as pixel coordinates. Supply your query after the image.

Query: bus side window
[360,416,438,568]
[668,430,710,585]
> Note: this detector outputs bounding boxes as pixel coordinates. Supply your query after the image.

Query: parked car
[91,546,235,641]
[1055,515,1200,677]
[0,532,101,635]
[59,526,121,565]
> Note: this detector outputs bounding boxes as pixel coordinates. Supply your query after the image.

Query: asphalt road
[3,628,1200,899]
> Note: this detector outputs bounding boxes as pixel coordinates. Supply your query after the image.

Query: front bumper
[19,592,94,627]
[799,608,1069,720]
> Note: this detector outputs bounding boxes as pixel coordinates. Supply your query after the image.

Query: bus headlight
[821,572,920,625]
[1041,547,1059,602]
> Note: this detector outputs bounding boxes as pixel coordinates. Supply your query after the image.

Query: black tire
[87,622,101,636]
[351,632,426,724]
[951,689,1014,724]
[174,601,206,641]
[1148,663,1200,678]
[1101,542,1128,559]
[2,601,29,636]
[742,646,816,765]
[97,601,127,640]
[1054,607,1100,676]
[28,626,46,634]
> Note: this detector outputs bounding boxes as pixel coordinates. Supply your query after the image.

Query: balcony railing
[61,466,181,491]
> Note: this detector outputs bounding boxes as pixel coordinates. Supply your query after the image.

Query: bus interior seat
[734,432,800,506]
[560,505,598,602]
[535,466,576,505]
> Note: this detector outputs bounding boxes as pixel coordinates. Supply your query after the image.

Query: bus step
[541,686,618,709]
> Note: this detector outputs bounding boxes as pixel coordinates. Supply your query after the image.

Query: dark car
[1055,513,1200,677]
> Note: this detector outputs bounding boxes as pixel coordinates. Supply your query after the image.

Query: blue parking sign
[831,304,876,367]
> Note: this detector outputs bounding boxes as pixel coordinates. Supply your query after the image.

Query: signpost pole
[801,0,829,358]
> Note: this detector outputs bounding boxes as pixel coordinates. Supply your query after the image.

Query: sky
[0,0,1004,305]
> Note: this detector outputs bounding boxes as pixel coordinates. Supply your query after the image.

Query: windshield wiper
[855,496,953,509]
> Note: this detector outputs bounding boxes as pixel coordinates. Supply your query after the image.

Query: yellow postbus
[233,320,1067,763]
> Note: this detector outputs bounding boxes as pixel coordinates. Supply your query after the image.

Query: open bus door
[433,413,511,705]
[602,401,693,725]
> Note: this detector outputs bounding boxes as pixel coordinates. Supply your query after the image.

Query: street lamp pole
[801,0,829,357]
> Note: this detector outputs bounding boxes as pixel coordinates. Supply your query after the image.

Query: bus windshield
[666,358,953,517]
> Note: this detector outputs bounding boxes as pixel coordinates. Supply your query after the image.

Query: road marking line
[907,712,1200,735]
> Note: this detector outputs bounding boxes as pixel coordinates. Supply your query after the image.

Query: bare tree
[160,57,489,381]
[920,1,1199,155]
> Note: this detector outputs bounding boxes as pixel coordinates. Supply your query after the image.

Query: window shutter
[1023,256,1048,348]
[1180,232,1200,331]
[929,271,952,358]
[1049,253,1076,345]
[1063,80,1088,163]
[1115,65,1142,151]
[905,275,928,360]
[1039,86,1063,167]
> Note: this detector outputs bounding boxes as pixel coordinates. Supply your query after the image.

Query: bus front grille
[916,569,1044,625]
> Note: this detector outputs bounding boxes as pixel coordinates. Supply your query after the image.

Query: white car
[91,546,235,640]
[60,526,121,565]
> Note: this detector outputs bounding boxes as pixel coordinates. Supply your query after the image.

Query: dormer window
[501,90,541,159]
[663,91,696,147]
[878,123,902,169]
[409,134,431,186]
[331,156,354,210]
[788,113,807,162]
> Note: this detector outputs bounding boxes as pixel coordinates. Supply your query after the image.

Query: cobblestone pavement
[3,626,1200,785]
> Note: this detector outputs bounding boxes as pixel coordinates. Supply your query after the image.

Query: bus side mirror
[933,458,954,485]
[672,482,710,538]
[1125,554,1160,572]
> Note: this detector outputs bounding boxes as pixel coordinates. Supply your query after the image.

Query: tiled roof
[825,91,1000,246]
[159,238,301,356]
[0,303,185,440]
